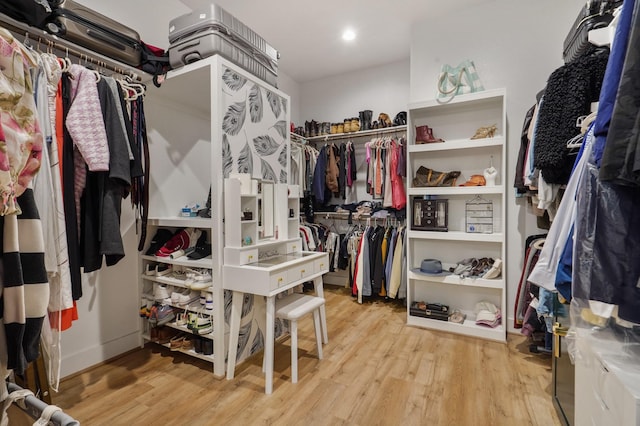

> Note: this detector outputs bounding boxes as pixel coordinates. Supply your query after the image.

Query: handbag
[437,60,484,99]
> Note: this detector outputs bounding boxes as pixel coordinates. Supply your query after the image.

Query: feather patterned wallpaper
[220,67,289,362]
[221,67,289,183]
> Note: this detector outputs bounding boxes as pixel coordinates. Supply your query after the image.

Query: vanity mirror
[259,180,275,239]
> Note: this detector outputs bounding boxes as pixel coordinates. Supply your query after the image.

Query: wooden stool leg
[291,320,298,384]
[313,309,323,360]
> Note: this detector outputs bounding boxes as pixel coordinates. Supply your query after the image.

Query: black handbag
[393,111,407,126]
[0,0,52,28]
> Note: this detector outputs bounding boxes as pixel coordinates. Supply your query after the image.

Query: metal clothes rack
[5,382,79,426]
[0,11,151,82]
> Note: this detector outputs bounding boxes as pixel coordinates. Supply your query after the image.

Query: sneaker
[156,264,172,276]
[154,284,171,303]
[156,228,202,257]
[205,293,213,311]
[178,290,200,307]
[148,305,159,327]
[171,290,183,305]
[189,316,213,335]
[156,305,176,326]
[145,263,157,276]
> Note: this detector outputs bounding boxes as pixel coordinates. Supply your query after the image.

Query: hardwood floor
[53,287,561,425]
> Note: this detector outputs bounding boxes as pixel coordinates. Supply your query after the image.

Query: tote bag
[437,60,484,99]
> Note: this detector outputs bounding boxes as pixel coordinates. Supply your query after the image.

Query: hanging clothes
[0,29,48,376]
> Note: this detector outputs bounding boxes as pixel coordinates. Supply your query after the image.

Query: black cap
[144,229,173,256]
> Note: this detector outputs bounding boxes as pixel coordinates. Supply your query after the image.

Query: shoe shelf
[408,136,504,153]
[407,270,504,290]
[142,334,216,363]
[303,124,407,142]
[140,274,214,291]
[407,230,503,243]
[141,255,212,269]
[406,88,507,343]
[162,321,215,341]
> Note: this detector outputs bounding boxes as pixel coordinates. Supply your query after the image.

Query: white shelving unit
[406,88,507,343]
[143,55,291,376]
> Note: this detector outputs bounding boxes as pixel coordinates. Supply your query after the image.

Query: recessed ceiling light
[342,29,356,41]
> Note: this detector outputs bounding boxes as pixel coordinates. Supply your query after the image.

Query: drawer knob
[248,255,253,261]
[278,277,283,283]
[320,263,324,268]
[301,269,305,274]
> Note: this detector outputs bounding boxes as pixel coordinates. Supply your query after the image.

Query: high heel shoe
[415,125,444,144]
[470,124,497,139]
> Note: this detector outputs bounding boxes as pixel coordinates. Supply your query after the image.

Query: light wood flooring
[53,287,561,426]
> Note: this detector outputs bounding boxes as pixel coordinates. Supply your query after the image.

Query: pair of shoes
[482,258,502,279]
[154,284,171,303]
[178,290,200,307]
[415,125,444,143]
[471,124,497,139]
[149,304,175,327]
[169,333,196,351]
[185,268,212,290]
[188,314,213,335]
[145,263,171,276]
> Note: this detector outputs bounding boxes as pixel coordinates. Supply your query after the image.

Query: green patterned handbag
[437,60,484,99]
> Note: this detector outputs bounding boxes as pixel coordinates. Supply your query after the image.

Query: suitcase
[168,4,279,86]
[563,0,622,63]
[44,0,142,66]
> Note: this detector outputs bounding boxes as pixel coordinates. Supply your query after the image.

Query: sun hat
[410,259,450,276]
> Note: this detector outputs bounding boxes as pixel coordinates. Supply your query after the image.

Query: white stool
[274,293,325,383]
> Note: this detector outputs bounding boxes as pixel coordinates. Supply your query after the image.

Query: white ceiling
[176,0,494,83]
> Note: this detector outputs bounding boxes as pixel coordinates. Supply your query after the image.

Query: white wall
[300,60,410,125]
[410,0,584,333]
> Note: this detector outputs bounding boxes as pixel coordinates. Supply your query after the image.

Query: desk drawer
[289,261,314,283]
[315,257,329,274]
[270,271,288,290]
[239,249,259,265]
[286,241,301,254]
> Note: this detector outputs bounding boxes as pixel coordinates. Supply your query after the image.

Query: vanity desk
[224,247,329,394]
[223,178,329,394]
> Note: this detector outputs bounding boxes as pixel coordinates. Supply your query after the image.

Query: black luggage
[0,0,52,28]
[563,0,622,63]
[45,0,142,67]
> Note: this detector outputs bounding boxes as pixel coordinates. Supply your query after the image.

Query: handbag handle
[437,66,467,96]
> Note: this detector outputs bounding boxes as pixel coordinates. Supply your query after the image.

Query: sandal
[471,124,497,139]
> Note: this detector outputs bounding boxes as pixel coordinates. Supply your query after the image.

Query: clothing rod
[6,382,80,426]
[305,125,407,142]
[0,11,150,82]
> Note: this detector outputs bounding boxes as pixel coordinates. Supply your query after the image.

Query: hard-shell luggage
[563,0,622,63]
[45,0,142,66]
[168,4,279,86]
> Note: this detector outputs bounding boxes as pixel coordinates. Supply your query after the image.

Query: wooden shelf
[141,255,213,269]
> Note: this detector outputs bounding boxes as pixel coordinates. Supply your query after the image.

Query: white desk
[224,251,329,394]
